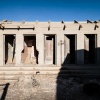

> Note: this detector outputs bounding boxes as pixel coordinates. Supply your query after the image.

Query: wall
[0,21,100,66]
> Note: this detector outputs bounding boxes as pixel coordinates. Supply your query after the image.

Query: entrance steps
[0,65,100,81]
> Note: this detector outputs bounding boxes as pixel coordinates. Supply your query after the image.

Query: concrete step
[0,66,100,80]
[0,66,61,71]
[0,65,100,70]
[0,75,19,80]
[0,69,100,74]
[0,66,100,75]
[0,69,100,76]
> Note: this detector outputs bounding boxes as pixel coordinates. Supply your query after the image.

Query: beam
[94,21,98,23]
[78,25,82,30]
[48,25,50,31]
[2,20,7,22]
[17,26,20,30]
[61,20,64,24]
[1,26,5,30]
[33,26,35,30]
[0,24,1,28]
[74,20,78,23]
[63,25,66,30]
[87,20,92,23]
[94,25,99,30]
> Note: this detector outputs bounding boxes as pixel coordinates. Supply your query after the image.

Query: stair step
[0,66,61,71]
[0,70,100,74]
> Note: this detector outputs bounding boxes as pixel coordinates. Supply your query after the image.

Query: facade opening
[4,35,16,65]
[21,35,38,64]
[84,34,97,64]
[44,35,56,65]
[64,35,77,64]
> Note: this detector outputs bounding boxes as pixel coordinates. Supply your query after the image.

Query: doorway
[22,35,38,64]
[64,35,77,64]
[44,35,56,65]
[84,34,97,64]
[4,35,16,65]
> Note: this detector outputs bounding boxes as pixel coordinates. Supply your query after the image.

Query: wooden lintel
[0,24,1,28]
[63,25,66,30]
[61,20,64,24]
[87,20,92,23]
[94,25,99,30]
[48,25,50,31]
[94,21,98,23]
[74,20,78,23]
[79,25,82,30]
[17,26,20,30]
[33,26,35,30]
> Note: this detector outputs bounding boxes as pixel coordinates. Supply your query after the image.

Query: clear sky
[0,0,100,21]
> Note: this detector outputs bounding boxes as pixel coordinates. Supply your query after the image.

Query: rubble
[0,75,100,100]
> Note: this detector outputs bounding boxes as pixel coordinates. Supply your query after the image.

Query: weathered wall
[0,21,100,66]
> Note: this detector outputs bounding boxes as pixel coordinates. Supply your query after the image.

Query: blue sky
[0,0,100,21]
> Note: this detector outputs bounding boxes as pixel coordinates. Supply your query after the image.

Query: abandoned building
[0,20,100,80]
[0,20,100,100]
[0,20,100,77]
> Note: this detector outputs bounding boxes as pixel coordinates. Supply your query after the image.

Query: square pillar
[63,35,70,64]
[57,34,64,66]
[77,34,84,64]
[0,34,3,66]
[16,34,23,65]
[84,35,89,64]
[36,34,44,65]
[97,34,100,65]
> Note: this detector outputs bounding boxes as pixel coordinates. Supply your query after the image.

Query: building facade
[0,20,100,67]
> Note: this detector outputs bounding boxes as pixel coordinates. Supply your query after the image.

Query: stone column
[77,34,84,64]
[84,35,89,64]
[63,35,70,64]
[97,34,100,65]
[36,33,44,65]
[16,34,23,65]
[57,34,64,66]
[0,34,4,66]
[61,35,65,65]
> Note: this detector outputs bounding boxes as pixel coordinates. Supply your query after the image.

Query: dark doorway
[22,35,38,64]
[84,34,97,64]
[64,35,76,64]
[4,35,16,65]
[44,35,56,65]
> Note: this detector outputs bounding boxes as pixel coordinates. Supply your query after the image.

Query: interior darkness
[53,36,55,64]
[45,35,55,65]
[64,35,76,64]
[70,35,75,64]
[24,36,36,47]
[5,35,15,64]
[84,34,96,64]
[23,36,38,64]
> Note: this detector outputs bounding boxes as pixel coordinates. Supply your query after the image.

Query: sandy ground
[0,75,100,100]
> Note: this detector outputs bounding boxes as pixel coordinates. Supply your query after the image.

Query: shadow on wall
[56,48,100,100]
[0,83,10,100]
[62,49,97,66]
[35,49,39,64]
